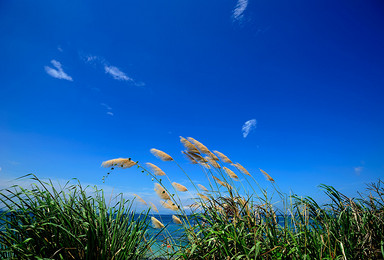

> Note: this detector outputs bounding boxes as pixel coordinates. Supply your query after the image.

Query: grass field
[1,137,383,259]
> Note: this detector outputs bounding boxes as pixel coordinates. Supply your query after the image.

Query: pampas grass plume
[260,169,275,183]
[149,202,159,213]
[133,194,147,205]
[224,167,239,180]
[180,136,200,154]
[154,183,170,200]
[233,163,252,177]
[101,158,136,168]
[161,200,179,211]
[150,148,173,161]
[172,215,182,225]
[198,184,208,192]
[151,217,164,229]
[213,151,233,164]
[172,182,188,192]
[187,137,210,154]
[146,163,166,176]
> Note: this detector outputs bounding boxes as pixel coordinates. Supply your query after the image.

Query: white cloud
[57,46,63,52]
[242,119,257,138]
[0,166,2,172]
[354,166,363,175]
[101,103,114,116]
[104,65,132,81]
[44,60,73,81]
[101,103,112,110]
[232,0,248,22]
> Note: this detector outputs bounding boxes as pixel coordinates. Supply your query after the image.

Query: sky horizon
[1,0,383,213]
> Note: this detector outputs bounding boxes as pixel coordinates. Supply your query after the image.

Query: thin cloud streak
[104,65,132,81]
[44,60,73,81]
[232,0,248,22]
[242,119,256,138]
[354,166,363,175]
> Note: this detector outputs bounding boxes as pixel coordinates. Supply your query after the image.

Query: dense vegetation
[1,137,383,259]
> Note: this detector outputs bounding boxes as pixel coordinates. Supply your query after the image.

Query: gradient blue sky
[1,0,383,211]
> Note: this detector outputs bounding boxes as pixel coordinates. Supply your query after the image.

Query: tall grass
[102,136,384,259]
[1,137,383,259]
[0,174,154,259]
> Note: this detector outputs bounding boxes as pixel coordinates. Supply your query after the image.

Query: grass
[1,137,383,259]
[0,174,155,259]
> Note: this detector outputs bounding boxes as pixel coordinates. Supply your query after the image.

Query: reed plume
[146,163,166,176]
[197,193,209,201]
[187,137,210,154]
[149,202,159,213]
[101,158,137,168]
[150,148,173,161]
[260,169,275,182]
[200,162,211,169]
[198,184,209,192]
[187,152,208,163]
[232,163,252,177]
[207,151,219,161]
[133,194,147,205]
[205,156,221,169]
[213,150,233,164]
[213,176,232,190]
[180,136,200,154]
[154,183,171,200]
[161,200,179,211]
[151,216,164,229]
[223,167,239,180]
[182,151,198,164]
[172,215,183,224]
[172,182,188,192]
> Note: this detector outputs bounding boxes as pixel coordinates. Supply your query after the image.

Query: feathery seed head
[133,194,147,205]
[213,176,233,190]
[182,151,198,164]
[233,163,252,177]
[150,148,173,161]
[180,136,200,154]
[146,162,166,176]
[213,151,233,164]
[154,183,171,200]
[224,167,239,180]
[205,156,221,168]
[151,217,164,229]
[198,184,209,192]
[172,215,183,224]
[187,137,210,154]
[161,200,179,211]
[172,182,188,192]
[188,152,208,163]
[260,169,275,183]
[197,193,209,201]
[200,162,211,169]
[149,202,159,213]
[101,158,137,168]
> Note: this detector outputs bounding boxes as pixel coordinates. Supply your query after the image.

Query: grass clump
[102,136,384,259]
[0,174,153,260]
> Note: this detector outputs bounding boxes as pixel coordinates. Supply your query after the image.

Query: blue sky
[1,0,383,212]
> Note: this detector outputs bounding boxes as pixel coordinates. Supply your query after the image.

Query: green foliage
[0,174,153,260]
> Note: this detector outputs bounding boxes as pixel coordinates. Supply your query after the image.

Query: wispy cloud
[232,0,248,22]
[354,166,363,175]
[242,119,257,138]
[44,60,73,81]
[104,65,132,81]
[81,53,145,86]
[101,103,114,116]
